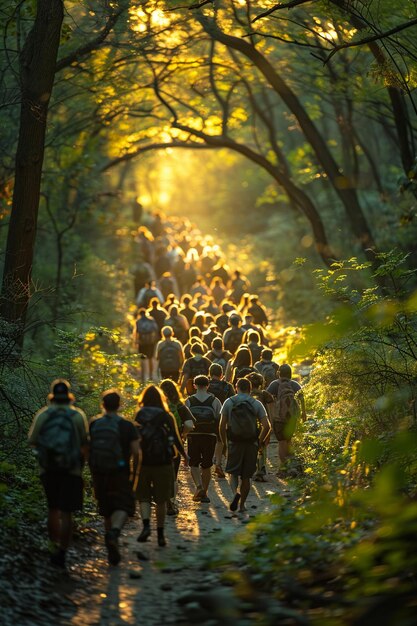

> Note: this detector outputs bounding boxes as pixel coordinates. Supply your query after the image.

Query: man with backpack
[89,390,140,565]
[28,379,89,568]
[254,349,280,387]
[267,364,307,469]
[246,331,263,365]
[134,308,159,381]
[185,375,222,503]
[223,314,245,355]
[219,378,270,514]
[207,363,234,478]
[205,337,233,373]
[180,343,212,396]
[156,326,184,382]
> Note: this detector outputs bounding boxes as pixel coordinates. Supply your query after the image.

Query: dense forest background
[1,1,417,624]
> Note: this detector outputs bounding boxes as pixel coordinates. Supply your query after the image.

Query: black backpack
[188,395,217,434]
[207,379,233,404]
[89,415,126,474]
[257,361,278,386]
[139,410,174,464]
[227,398,259,443]
[37,406,81,472]
[159,341,181,371]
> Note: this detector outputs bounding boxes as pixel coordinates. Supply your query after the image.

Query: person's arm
[168,413,189,464]
[297,388,307,421]
[178,404,195,436]
[224,359,233,382]
[219,412,227,448]
[130,438,141,491]
[258,413,271,448]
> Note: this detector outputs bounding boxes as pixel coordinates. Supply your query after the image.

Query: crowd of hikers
[28,213,306,569]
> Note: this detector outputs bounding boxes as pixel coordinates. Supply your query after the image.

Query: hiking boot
[157,528,167,547]
[137,527,151,542]
[229,493,241,512]
[200,494,210,503]
[167,499,179,516]
[214,465,226,478]
[50,548,66,569]
[105,529,121,566]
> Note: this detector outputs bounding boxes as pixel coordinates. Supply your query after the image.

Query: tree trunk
[0,0,64,335]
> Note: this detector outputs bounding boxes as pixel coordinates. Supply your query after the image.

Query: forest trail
[65,440,286,626]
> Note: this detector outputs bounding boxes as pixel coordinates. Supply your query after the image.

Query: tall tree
[0,0,64,331]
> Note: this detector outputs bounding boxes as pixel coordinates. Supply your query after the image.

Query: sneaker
[137,526,151,542]
[157,533,167,547]
[105,529,121,566]
[200,494,210,503]
[214,465,226,478]
[253,475,267,482]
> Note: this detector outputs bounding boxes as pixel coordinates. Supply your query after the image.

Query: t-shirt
[28,403,89,476]
[89,413,138,472]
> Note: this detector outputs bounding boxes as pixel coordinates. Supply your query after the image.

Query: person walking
[207,363,234,479]
[89,390,140,565]
[185,375,222,503]
[246,372,274,482]
[267,364,307,471]
[28,379,89,568]
[219,378,270,514]
[134,308,159,381]
[156,326,184,382]
[135,385,188,547]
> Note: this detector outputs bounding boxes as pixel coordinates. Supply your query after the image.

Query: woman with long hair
[134,385,188,546]
[226,346,256,385]
[160,379,195,515]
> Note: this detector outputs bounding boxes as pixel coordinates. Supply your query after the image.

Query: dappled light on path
[69,447,285,625]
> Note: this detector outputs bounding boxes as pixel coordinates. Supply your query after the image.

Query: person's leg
[137,501,151,542]
[156,502,167,545]
[214,441,225,477]
[149,356,156,380]
[239,478,251,511]
[201,467,211,493]
[229,474,241,511]
[141,356,149,381]
[278,440,289,464]
[47,509,61,544]
[59,511,73,549]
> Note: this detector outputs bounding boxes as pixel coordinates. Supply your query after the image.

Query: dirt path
[64,440,286,626]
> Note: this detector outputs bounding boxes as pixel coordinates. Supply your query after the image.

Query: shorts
[41,472,83,512]
[187,434,217,469]
[225,441,258,479]
[273,417,297,442]
[138,344,156,359]
[92,472,136,517]
[136,464,174,504]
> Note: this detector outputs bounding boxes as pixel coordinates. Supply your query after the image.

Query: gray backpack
[227,398,259,442]
[37,406,80,471]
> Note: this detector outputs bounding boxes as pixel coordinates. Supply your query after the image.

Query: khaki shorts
[136,464,174,503]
